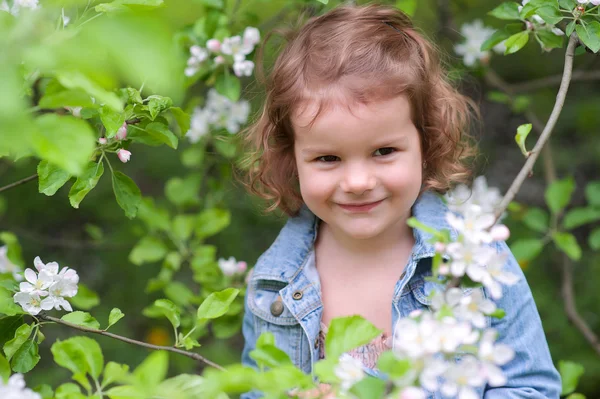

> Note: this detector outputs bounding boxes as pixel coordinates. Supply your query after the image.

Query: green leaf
[145,122,178,149]
[563,207,600,229]
[585,181,600,207]
[129,236,168,266]
[350,376,387,399]
[165,174,201,207]
[137,197,171,232]
[559,0,576,10]
[395,0,417,16]
[515,123,532,156]
[536,5,564,25]
[51,336,104,379]
[325,316,381,360]
[481,23,523,51]
[33,384,53,399]
[56,71,123,112]
[545,177,575,214]
[143,299,180,330]
[112,171,142,219]
[489,308,506,319]
[172,215,196,241]
[536,29,565,51]
[147,95,173,120]
[552,232,582,261]
[164,282,194,307]
[589,227,600,250]
[170,107,191,134]
[511,95,531,113]
[11,339,40,373]
[376,351,412,379]
[510,239,545,263]
[566,20,576,37]
[61,312,101,330]
[39,89,95,109]
[54,382,82,399]
[119,87,143,104]
[107,308,125,330]
[0,288,26,317]
[576,22,600,53]
[213,136,238,159]
[249,341,292,369]
[487,91,511,104]
[31,114,96,176]
[133,351,169,387]
[0,353,10,382]
[69,162,104,208]
[37,161,71,196]
[504,31,530,54]
[489,2,521,20]
[522,207,549,233]
[100,106,126,138]
[70,283,100,310]
[3,323,32,361]
[406,217,443,239]
[195,208,231,238]
[566,394,586,399]
[215,73,241,102]
[197,288,239,320]
[101,361,130,388]
[559,360,585,395]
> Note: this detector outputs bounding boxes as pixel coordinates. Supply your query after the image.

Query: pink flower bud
[439,264,450,275]
[434,242,446,253]
[237,261,247,273]
[206,39,221,53]
[490,224,510,241]
[98,137,107,145]
[117,149,131,163]
[115,122,128,140]
[214,55,225,65]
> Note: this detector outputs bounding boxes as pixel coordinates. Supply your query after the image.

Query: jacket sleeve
[240,283,264,399]
[483,241,561,399]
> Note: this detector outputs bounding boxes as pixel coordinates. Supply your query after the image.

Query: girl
[240,4,561,398]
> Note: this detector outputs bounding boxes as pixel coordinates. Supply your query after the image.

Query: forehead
[291,93,414,135]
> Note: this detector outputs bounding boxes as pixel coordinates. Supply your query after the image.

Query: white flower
[117,149,131,163]
[397,386,427,399]
[477,330,514,387]
[441,357,485,399]
[0,245,22,281]
[186,108,210,143]
[394,313,443,358]
[577,0,600,5]
[446,206,496,245]
[7,0,38,15]
[419,358,447,392]
[13,292,49,315]
[431,287,463,311]
[185,45,208,77]
[214,55,225,65]
[454,289,497,329]
[115,122,128,140]
[454,20,501,67]
[19,268,53,296]
[188,89,250,138]
[334,354,365,392]
[445,242,495,282]
[481,253,520,299]
[0,1,9,12]
[218,257,247,276]
[243,26,260,48]
[221,35,253,61]
[41,293,73,312]
[233,59,255,77]
[446,176,502,216]
[206,39,221,53]
[0,374,42,399]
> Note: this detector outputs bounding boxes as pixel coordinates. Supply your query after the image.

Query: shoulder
[250,205,319,282]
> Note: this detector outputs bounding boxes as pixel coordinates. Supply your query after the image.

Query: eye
[373,147,396,156]
[316,155,339,163]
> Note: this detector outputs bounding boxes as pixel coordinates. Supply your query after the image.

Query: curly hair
[243,4,479,216]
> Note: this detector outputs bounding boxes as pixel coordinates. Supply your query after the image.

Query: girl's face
[292,94,423,242]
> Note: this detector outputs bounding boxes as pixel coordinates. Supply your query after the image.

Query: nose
[339,162,376,195]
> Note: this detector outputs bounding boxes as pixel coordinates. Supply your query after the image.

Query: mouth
[337,199,385,212]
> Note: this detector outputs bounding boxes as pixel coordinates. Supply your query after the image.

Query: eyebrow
[300,135,409,155]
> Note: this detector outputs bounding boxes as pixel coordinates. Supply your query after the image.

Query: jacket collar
[251,191,454,283]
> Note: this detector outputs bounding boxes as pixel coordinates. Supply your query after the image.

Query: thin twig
[560,254,600,356]
[0,174,38,194]
[494,34,578,221]
[39,314,225,371]
[512,70,600,93]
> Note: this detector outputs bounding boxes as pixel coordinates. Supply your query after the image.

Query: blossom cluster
[185,27,260,78]
[0,0,38,16]
[13,256,79,316]
[454,20,505,67]
[577,0,600,6]
[519,0,565,38]
[218,256,247,277]
[97,122,132,163]
[0,245,22,281]
[185,89,251,142]
[0,374,41,399]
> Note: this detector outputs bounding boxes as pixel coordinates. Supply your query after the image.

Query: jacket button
[270,301,284,317]
[292,291,303,300]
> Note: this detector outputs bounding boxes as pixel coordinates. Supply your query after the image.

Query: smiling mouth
[337,199,385,212]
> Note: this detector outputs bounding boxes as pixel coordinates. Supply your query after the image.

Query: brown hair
[243,4,478,216]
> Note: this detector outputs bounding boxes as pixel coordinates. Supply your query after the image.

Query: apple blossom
[444,242,495,282]
[185,45,209,77]
[454,20,504,67]
[396,386,427,399]
[477,330,515,387]
[481,253,520,299]
[218,256,247,276]
[0,374,42,399]
[115,122,128,140]
[19,268,52,297]
[243,27,261,48]
[577,0,600,5]
[214,55,225,65]
[233,59,255,77]
[117,149,131,163]
[98,137,108,145]
[206,39,221,52]
[446,176,502,216]
[0,245,22,281]
[440,357,485,399]
[221,36,254,61]
[454,289,497,329]
[334,354,365,392]
[13,292,47,315]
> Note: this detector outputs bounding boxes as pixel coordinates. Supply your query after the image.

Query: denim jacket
[241,191,561,398]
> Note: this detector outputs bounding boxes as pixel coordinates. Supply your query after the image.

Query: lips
[337,199,384,212]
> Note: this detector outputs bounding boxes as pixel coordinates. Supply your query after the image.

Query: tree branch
[493,34,578,221]
[511,70,600,93]
[560,254,600,356]
[0,174,38,194]
[39,314,225,371]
